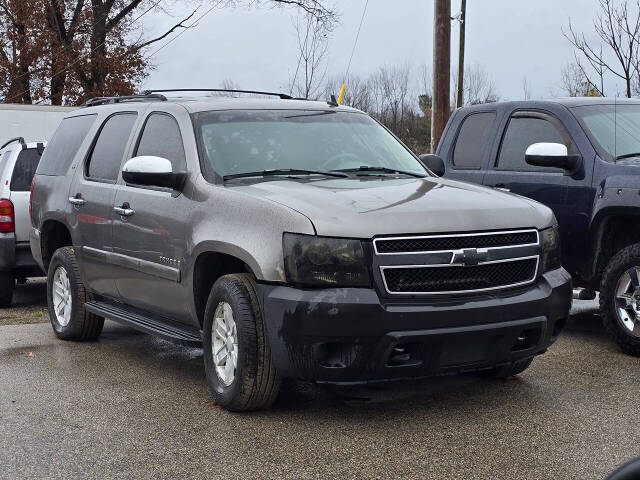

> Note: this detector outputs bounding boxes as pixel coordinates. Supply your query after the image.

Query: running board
[85,301,202,346]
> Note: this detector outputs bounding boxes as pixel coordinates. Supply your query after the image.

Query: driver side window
[135,113,186,172]
[496,116,568,172]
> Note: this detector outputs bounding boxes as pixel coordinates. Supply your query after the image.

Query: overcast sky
[141,0,606,101]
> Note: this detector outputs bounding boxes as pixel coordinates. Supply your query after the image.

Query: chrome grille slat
[374,229,539,255]
[374,229,540,295]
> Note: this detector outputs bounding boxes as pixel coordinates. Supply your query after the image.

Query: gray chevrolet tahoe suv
[30,91,572,411]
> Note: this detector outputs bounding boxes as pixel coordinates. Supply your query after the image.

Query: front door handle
[68,195,85,206]
[114,203,135,217]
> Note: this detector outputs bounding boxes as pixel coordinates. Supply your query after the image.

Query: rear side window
[86,113,138,182]
[497,117,565,172]
[135,113,186,171]
[37,114,97,176]
[0,151,11,178]
[10,148,41,191]
[452,112,496,169]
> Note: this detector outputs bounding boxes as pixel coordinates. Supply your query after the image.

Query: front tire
[203,274,281,411]
[600,244,640,356]
[47,247,103,341]
[0,271,14,307]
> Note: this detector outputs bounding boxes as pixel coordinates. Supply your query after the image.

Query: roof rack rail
[0,137,26,150]
[142,89,294,100]
[84,93,167,107]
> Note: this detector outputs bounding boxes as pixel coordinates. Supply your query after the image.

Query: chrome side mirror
[122,156,186,190]
[525,143,581,172]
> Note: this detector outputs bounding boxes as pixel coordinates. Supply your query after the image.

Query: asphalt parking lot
[1,284,639,480]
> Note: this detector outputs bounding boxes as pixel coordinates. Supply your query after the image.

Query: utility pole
[456,0,466,109]
[431,0,451,153]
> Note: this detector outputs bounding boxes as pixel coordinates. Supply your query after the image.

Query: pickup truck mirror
[525,143,581,172]
[122,156,187,190]
[419,154,445,176]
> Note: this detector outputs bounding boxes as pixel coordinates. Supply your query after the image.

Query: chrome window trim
[380,255,539,295]
[373,229,540,256]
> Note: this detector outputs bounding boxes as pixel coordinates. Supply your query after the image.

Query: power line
[345,0,369,80]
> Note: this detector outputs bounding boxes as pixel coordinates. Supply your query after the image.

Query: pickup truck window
[37,114,97,176]
[572,104,640,161]
[496,117,564,172]
[10,148,41,191]
[452,112,495,169]
[134,113,186,171]
[194,110,426,180]
[86,113,137,183]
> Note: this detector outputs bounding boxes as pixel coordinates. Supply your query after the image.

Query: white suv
[0,137,45,306]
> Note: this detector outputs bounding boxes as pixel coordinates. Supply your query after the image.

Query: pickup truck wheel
[600,244,640,356]
[47,247,104,341]
[482,357,534,379]
[202,274,281,411]
[0,272,14,307]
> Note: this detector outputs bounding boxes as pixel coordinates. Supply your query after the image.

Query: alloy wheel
[212,301,238,386]
[615,266,640,337]
[52,266,72,327]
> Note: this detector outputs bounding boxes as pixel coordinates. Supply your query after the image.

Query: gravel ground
[1,298,639,480]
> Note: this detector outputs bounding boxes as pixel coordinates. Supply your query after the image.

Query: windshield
[193,110,427,179]
[572,104,640,160]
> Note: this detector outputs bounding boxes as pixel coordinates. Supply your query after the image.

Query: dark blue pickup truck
[423,98,640,356]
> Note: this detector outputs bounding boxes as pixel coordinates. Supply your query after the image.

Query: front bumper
[258,267,572,383]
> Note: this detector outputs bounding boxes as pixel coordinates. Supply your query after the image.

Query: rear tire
[203,273,281,411]
[0,271,14,307]
[483,357,534,379]
[47,247,103,341]
[600,243,640,356]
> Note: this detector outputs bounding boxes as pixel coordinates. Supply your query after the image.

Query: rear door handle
[114,204,135,217]
[68,196,85,206]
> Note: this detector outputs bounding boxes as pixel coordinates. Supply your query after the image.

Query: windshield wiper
[616,152,640,160]
[332,165,427,178]
[223,168,349,181]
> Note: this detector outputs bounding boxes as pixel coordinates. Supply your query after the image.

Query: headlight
[541,226,561,272]
[283,233,371,287]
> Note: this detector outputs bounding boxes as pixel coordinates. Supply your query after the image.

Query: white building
[0,104,77,147]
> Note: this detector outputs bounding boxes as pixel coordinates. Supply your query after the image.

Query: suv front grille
[374,230,538,254]
[381,257,538,294]
[374,229,540,295]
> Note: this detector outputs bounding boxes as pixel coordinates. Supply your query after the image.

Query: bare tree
[522,76,532,100]
[452,62,498,106]
[289,10,329,99]
[252,0,336,29]
[564,0,640,97]
[558,61,601,96]
[324,74,371,111]
[369,64,413,133]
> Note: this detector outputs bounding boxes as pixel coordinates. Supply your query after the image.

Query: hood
[226,176,555,238]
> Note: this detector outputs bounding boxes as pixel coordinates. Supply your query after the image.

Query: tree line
[0,0,336,105]
[2,0,635,155]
